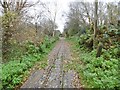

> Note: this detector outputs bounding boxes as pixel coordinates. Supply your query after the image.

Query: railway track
[20,38,82,89]
[40,41,63,88]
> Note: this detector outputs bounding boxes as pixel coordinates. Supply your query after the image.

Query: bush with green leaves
[80,50,119,88]
[1,36,58,89]
[67,36,119,88]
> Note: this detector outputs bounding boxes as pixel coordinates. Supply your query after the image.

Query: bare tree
[40,1,58,37]
[0,0,39,61]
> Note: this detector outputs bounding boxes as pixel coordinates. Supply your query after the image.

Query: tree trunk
[96,42,103,57]
[118,2,120,26]
[93,0,98,49]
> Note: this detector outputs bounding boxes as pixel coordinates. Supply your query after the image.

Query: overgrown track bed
[21,38,82,88]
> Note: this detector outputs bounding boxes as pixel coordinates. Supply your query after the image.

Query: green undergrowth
[1,36,58,89]
[65,36,119,89]
[0,63,2,89]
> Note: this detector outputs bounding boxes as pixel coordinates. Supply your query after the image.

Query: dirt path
[20,38,82,89]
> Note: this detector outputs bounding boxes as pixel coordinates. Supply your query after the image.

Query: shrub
[67,37,119,88]
[2,36,58,89]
